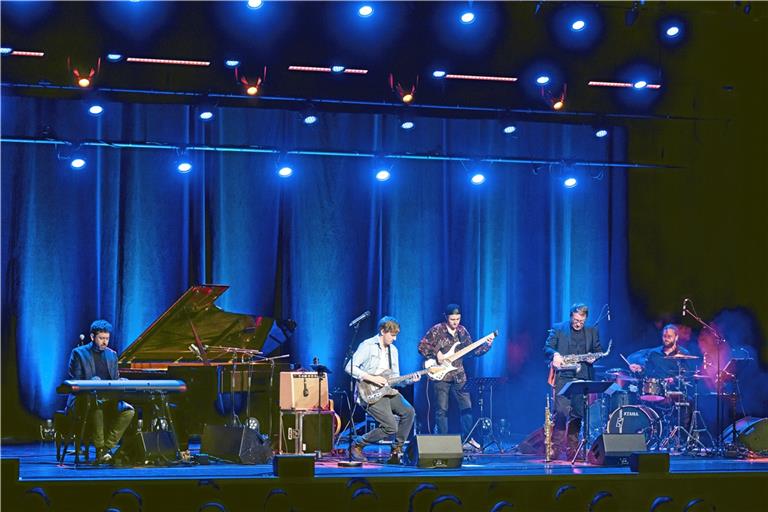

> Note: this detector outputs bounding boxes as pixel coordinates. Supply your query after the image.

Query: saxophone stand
[558,380,613,465]
[338,320,364,468]
[463,377,505,453]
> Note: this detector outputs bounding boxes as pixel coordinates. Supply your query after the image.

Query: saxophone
[544,394,554,463]
[547,340,613,386]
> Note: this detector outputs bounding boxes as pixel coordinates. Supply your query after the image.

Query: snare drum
[640,378,666,402]
[606,405,663,445]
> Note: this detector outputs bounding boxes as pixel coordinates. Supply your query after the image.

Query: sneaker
[463,439,482,453]
[96,448,113,465]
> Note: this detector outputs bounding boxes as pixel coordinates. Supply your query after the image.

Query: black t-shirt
[92,349,111,380]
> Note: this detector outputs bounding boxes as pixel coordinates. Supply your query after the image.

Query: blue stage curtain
[2,96,628,428]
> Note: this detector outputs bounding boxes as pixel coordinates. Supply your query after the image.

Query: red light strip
[588,80,661,89]
[10,51,45,57]
[289,65,331,72]
[445,73,518,82]
[126,57,210,67]
[343,68,368,75]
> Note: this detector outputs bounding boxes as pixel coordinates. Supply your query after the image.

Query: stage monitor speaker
[272,454,315,477]
[201,425,273,464]
[279,372,329,410]
[629,452,669,473]
[114,431,178,465]
[404,435,463,469]
[721,417,768,453]
[588,433,647,466]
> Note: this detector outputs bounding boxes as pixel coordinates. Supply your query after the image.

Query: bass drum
[606,405,663,447]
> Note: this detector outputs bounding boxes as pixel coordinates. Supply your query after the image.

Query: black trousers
[359,393,415,447]
[432,380,474,439]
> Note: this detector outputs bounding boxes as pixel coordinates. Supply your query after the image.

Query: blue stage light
[303,114,318,125]
[278,166,293,177]
[400,121,414,130]
[375,169,390,181]
[471,173,486,185]
[358,5,373,17]
[460,11,475,24]
[571,19,586,31]
[666,26,680,37]
[225,59,241,68]
[1,47,12,55]
[199,110,214,121]
[177,161,192,173]
[432,70,446,78]
[106,53,123,62]
[70,158,87,170]
[247,0,263,10]
[595,129,608,138]
[633,80,648,89]
[88,104,104,116]
[331,65,345,73]
[536,75,550,85]
[503,125,516,134]
[563,177,577,188]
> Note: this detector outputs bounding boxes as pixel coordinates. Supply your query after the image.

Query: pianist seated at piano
[66,320,135,464]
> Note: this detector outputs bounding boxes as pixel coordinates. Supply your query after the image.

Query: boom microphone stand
[338,311,369,467]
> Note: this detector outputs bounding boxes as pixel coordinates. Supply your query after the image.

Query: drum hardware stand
[658,360,703,453]
[686,376,714,455]
[463,378,504,453]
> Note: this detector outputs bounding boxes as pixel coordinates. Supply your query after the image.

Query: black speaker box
[280,412,333,454]
[272,454,315,477]
[588,433,647,466]
[629,452,669,473]
[721,417,768,453]
[115,431,178,465]
[404,435,463,469]
[201,425,273,464]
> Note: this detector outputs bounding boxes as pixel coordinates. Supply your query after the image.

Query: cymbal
[603,368,639,382]
[664,354,699,360]
[693,373,714,379]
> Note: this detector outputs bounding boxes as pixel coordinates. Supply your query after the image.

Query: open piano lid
[119,285,287,365]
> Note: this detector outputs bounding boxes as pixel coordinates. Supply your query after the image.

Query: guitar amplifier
[279,410,334,454]
[279,372,329,410]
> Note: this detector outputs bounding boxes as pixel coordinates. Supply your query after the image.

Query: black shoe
[96,448,113,465]
[386,445,403,465]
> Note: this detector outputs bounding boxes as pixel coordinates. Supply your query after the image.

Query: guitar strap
[387,345,392,370]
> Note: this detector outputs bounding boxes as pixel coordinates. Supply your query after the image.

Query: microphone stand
[683,302,727,455]
[338,321,364,467]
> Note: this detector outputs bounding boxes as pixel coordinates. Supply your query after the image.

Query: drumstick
[620,353,631,367]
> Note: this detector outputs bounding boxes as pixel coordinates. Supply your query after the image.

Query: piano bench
[54,410,93,464]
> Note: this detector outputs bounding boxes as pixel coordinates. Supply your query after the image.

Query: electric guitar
[423,330,498,381]
[356,366,446,405]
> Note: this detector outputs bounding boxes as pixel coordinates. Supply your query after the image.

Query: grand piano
[118,285,295,448]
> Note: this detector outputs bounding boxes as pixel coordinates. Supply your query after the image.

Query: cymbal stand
[659,361,702,453]
[686,376,714,455]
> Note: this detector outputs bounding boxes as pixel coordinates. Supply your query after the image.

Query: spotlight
[236,66,266,96]
[503,125,516,134]
[277,166,293,177]
[0,47,12,55]
[633,80,647,89]
[303,114,318,125]
[470,173,486,185]
[401,93,414,104]
[536,75,550,85]
[571,19,586,31]
[88,104,104,116]
[400,120,414,130]
[199,110,214,121]
[71,158,87,170]
[225,59,241,68]
[358,5,373,17]
[375,169,391,181]
[177,161,192,173]
[106,53,123,62]
[247,0,263,10]
[246,85,259,95]
[69,56,101,89]
[390,74,418,104]
[553,100,564,110]
[460,12,475,24]
[331,65,345,73]
[595,128,608,138]
[666,26,680,37]
[563,177,577,188]
[432,70,446,78]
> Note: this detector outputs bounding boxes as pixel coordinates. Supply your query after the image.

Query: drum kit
[590,353,715,453]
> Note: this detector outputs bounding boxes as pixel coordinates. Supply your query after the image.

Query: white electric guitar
[423,330,498,381]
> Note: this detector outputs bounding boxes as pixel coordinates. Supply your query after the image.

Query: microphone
[682,298,688,317]
[348,310,371,327]
[79,334,86,346]
[607,305,611,322]
[303,378,309,397]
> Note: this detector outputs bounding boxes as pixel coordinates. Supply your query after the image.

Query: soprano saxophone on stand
[544,393,554,463]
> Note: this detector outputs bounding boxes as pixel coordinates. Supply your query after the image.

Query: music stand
[558,380,614,465]
[720,358,753,450]
[463,377,505,453]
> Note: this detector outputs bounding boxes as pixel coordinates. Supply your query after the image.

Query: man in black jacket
[544,303,602,459]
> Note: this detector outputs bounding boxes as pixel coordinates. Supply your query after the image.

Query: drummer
[628,324,695,378]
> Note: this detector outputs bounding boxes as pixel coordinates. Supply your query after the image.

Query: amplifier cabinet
[279,372,329,410]
[278,410,333,455]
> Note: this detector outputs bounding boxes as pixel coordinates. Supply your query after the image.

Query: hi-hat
[664,354,699,360]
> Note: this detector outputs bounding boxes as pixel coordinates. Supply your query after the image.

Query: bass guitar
[356,366,447,405]
[423,330,498,381]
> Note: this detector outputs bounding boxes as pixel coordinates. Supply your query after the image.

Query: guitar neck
[447,331,497,362]
[387,368,428,386]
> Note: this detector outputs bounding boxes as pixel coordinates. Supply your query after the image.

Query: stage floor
[3,441,768,481]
